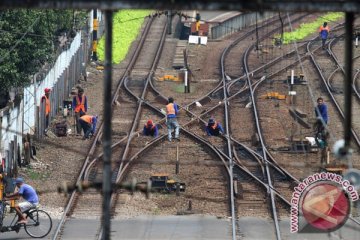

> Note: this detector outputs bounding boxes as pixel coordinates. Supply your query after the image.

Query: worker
[206,118,224,136]
[79,114,98,139]
[166,97,180,142]
[315,97,328,125]
[72,88,88,135]
[319,22,330,49]
[3,177,39,224]
[143,119,159,137]
[41,88,51,130]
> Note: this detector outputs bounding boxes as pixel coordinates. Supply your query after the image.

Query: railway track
[51,11,360,240]
[53,14,164,239]
[307,36,360,148]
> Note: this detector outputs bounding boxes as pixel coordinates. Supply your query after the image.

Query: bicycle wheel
[24,209,52,238]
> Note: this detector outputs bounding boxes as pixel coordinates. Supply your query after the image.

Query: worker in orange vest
[319,22,330,49]
[41,88,51,130]
[72,88,88,135]
[79,114,98,139]
[166,97,180,142]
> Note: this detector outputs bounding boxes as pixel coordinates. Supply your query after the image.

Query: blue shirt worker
[143,119,159,137]
[4,177,39,224]
[315,97,328,124]
[72,88,88,135]
[166,97,180,142]
[79,115,98,139]
[206,118,224,136]
[319,22,330,49]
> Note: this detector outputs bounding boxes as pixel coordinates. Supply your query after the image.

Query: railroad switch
[284,74,307,85]
[290,139,317,153]
[143,173,186,194]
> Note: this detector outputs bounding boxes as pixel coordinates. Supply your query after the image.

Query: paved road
[2,215,359,239]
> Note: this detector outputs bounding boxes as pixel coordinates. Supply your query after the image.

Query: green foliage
[23,167,49,180]
[275,13,344,44]
[98,10,151,64]
[0,9,78,90]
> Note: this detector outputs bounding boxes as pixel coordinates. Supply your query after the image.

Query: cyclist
[3,177,39,224]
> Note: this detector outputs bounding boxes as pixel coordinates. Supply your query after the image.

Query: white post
[184,69,188,93]
[291,70,294,85]
[356,37,358,48]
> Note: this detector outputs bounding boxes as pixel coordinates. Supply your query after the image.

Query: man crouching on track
[205,118,224,136]
[143,119,159,137]
[79,114,98,140]
[3,177,39,224]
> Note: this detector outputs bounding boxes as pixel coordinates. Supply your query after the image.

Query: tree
[0,9,75,91]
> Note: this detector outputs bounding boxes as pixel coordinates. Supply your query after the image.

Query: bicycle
[0,201,52,238]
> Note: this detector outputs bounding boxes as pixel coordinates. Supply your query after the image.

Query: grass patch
[173,83,196,93]
[98,10,152,64]
[275,12,344,44]
[23,168,49,181]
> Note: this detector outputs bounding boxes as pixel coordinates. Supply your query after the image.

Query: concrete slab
[61,218,101,239]
[238,217,276,240]
[111,215,231,240]
[279,217,360,240]
[238,216,360,240]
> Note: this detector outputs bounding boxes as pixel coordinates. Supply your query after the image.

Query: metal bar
[344,12,354,149]
[1,1,360,12]
[101,10,113,240]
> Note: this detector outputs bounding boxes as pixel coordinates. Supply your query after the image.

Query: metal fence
[0,10,103,172]
[211,12,276,39]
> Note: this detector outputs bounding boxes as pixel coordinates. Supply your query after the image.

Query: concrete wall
[211,12,276,39]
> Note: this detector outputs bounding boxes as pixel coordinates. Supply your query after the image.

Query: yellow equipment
[260,92,286,100]
[148,173,186,193]
[158,75,180,81]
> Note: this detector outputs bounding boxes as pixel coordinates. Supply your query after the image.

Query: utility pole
[343,12,354,154]
[92,9,98,61]
[167,10,172,34]
[101,10,113,240]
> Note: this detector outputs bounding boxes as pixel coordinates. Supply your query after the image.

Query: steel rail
[183,13,303,109]
[232,152,291,206]
[353,70,360,98]
[328,37,360,100]
[307,40,360,148]
[243,39,282,240]
[52,16,155,240]
[220,23,237,240]
[97,18,169,240]
[83,33,319,188]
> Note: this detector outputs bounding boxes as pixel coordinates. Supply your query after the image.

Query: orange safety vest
[75,95,86,113]
[166,103,175,115]
[319,26,329,32]
[42,95,50,116]
[80,115,93,124]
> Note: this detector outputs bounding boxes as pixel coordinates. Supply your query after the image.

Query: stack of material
[172,40,187,69]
